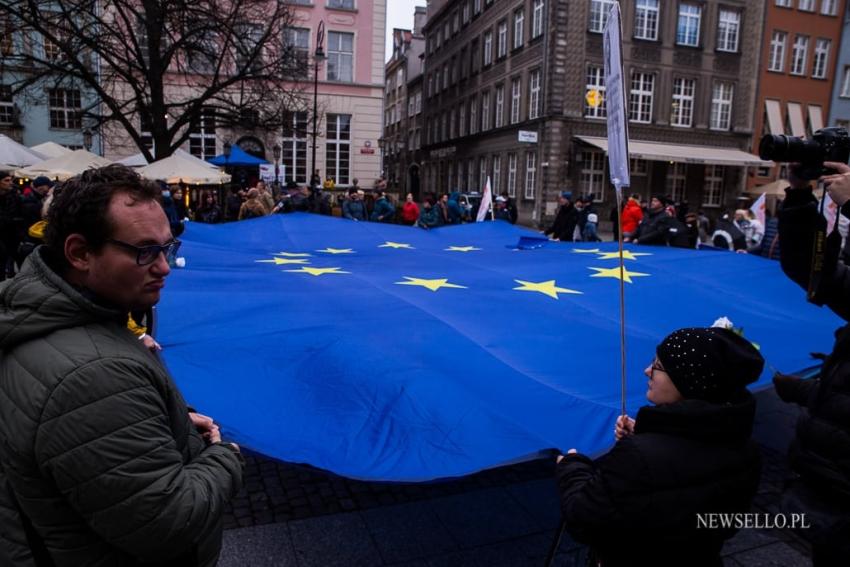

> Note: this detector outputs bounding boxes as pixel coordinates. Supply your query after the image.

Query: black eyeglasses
[106,238,181,266]
[650,359,665,375]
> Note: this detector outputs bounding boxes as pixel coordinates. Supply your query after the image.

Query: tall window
[532,0,545,38]
[328,0,354,8]
[775,0,791,6]
[671,78,695,127]
[459,103,467,136]
[791,35,809,76]
[507,153,517,197]
[480,157,488,192]
[468,157,476,191]
[188,109,216,159]
[495,85,505,128]
[768,31,786,72]
[710,82,734,130]
[634,0,659,41]
[589,0,617,33]
[703,165,724,207]
[716,10,740,52]
[492,155,502,194]
[285,27,310,78]
[0,86,13,125]
[497,20,508,57]
[842,66,850,97]
[629,72,654,123]
[821,0,838,15]
[580,150,606,202]
[234,22,263,71]
[463,0,470,24]
[48,88,81,129]
[327,31,354,82]
[481,91,491,131]
[676,3,701,46]
[798,0,815,11]
[524,152,537,199]
[470,96,478,134]
[585,65,607,118]
[666,163,686,203]
[513,9,524,49]
[282,112,308,184]
[813,39,830,79]
[474,0,481,14]
[449,107,456,138]
[326,114,351,184]
[483,31,493,65]
[528,70,541,119]
[511,78,521,123]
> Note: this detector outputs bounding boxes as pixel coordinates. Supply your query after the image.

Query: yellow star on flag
[394,277,467,292]
[285,267,350,276]
[316,248,355,254]
[573,248,601,254]
[256,258,310,265]
[274,252,312,257]
[445,246,482,252]
[595,250,652,261]
[513,279,583,299]
[379,241,414,249]
[589,266,650,284]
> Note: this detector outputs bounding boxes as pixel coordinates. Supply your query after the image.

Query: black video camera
[759,126,850,180]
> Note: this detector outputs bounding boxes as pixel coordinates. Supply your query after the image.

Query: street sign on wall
[518,130,538,143]
[603,2,630,192]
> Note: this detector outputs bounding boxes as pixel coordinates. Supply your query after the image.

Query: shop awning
[574,136,772,167]
[765,100,784,135]
[808,105,824,133]
[787,103,806,137]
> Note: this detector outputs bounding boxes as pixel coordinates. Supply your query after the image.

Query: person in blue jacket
[370,191,395,223]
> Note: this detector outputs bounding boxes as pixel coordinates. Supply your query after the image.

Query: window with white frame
[0,86,13,125]
[703,165,724,207]
[511,78,521,123]
[281,111,308,183]
[529,69,541,119]
[513,9,524,49]
[459,103,467,136]
[798,0,814,11]
[580,150,606,202]
[326,113,351,184]
[408,98,415,117]
[676,3,701,46]
[450,107,456,138]
[768,31,786,72]
[716,10,740,52]
[842,66,850,97]
[585,65,607,118]
[525,152,537,199]
[821,0,838,15]
[483,31,493,65]
[813,38,830,79]
[532,0,545,38]
[443,22,450,44]
[775,0,791,6]
[480,157,488,191]
[666,163,686,203]
[589,0,617,33]
[671,78,695,127]
[634,0,659,41]
[474,0,481,14]
[48,88,81,129]
[284,27,310,78]
[441,112,447,140]
[327,31,354,82]
[328,0,354,9]
[415,92,422,113]
[507,153,517,197]
[481,91,491,130]
[188,108,216,159]
[234,22,263,71]
[492,154,502,194]
[468,157,476,191]
[497,20,508,57]
[630,158,647,176]
[470,97,478,134]
[463,0,470,23]
[791,35,809,75]
[710,82,734,130]
[453,11,459,34]
[629,72,654,123]
[495,85,505,128]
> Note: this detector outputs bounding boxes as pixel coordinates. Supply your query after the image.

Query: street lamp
[311,20,326,193]
[82,128,93,152]
[273,143,281,194]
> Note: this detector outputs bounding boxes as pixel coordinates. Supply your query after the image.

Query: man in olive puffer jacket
[0,165,244,566]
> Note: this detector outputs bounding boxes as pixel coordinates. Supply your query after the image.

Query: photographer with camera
[761,126,850,566]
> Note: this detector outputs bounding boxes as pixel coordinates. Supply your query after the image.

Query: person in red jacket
[401,192,420,226]
[621,193,644,239]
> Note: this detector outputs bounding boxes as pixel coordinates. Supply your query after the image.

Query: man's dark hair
[0,170,11,179]
[46,164,161,269]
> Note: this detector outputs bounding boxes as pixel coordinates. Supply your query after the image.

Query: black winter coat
[557,393,761,567]
[777,187,850,504]
[545,204,580,241]
[633,209,669,245]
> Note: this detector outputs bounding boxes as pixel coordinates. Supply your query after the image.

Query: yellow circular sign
[586,89,603,108]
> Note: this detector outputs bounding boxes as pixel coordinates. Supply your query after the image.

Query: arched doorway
[408,164,421,201]
[236,136,266,160]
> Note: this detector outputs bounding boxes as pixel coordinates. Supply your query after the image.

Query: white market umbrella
[0,134,47,167]
[29,141,72,159]
[16,149,113,181]
[138,153,230,185]
[118,148,221,170]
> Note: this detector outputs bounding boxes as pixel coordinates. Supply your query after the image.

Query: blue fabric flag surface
[158,214,842,481]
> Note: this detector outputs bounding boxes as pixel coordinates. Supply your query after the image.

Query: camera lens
[760,135,790,161]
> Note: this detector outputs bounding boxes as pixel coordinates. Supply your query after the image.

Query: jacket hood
[449,192,460,202]
[634,390,756,443]
[0,247,125,351]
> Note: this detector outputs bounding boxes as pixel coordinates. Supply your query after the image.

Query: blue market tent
[157,214,843,481]
[207,145,268,166]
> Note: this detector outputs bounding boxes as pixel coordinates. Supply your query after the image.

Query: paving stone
[505,478,562,530]
[361,501,459,564]
[722,529,783,555]
[219,523,297,567]
[726,541,811,567]
[288,513,384,567]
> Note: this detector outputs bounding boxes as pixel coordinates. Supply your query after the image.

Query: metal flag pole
[615,187,627,418]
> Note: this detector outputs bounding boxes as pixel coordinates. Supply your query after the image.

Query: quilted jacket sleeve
[34,357,243,563]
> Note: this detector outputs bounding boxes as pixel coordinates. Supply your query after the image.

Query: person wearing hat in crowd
[544,192,580,242]
[370,191,396,223]
[493,196,513,222]
[629,195,670,245]
[556,323,764,566]
[342,188,367,221]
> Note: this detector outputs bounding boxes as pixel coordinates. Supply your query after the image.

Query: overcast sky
[386,0,427,61]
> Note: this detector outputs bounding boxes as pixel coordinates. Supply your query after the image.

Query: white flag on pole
[476,176,493,222]
[750,193,766,227]
[603,2,630,196]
